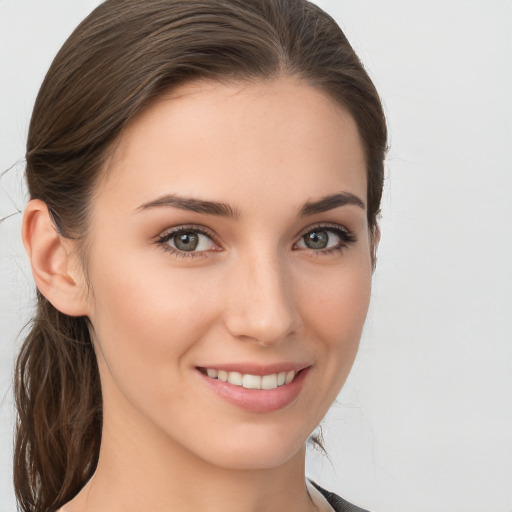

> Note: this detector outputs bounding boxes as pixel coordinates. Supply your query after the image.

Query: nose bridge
[225,244,300,346]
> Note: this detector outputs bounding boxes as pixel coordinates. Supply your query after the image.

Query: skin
[24,77,374,512]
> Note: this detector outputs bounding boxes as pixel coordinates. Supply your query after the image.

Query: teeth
[261,374,278,389]
[243,374,261,389]
[228,371,243,386]
[204,369,296,390]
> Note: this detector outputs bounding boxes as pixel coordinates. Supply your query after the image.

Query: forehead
[97,77,367,214]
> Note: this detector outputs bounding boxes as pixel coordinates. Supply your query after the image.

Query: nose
[223,249,302,346]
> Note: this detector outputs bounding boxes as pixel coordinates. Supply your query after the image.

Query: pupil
[305,231,328,249]
[174,232,199,251]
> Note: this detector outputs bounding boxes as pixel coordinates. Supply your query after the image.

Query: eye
[157,226,219,256]
[295,225,356,253]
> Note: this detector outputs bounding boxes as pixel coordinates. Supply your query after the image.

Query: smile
[202,368,296,390]
[197,365,310,413]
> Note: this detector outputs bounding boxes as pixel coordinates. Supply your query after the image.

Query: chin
[165,420,311,472]
[201,436,307,471]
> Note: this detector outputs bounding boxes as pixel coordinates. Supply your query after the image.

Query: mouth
[198,367,298,390]
[196,365,310,412]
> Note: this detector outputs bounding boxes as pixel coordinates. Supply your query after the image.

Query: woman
[15,0,386,511]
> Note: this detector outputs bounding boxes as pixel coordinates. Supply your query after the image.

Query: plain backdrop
[1,1,511,511]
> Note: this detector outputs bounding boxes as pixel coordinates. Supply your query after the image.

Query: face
[81,77,373,470]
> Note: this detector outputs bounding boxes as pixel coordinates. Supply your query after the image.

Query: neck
[66,397,317,512]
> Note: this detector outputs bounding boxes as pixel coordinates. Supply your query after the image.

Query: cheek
[301,259,372,338]
[298,258,372,386]
[86,257,218,383]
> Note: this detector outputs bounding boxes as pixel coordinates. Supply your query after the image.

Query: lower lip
[196,367,310,413]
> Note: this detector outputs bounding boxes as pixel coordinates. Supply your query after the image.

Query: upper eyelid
[156,224,218,242]
[157,223,350,237]
[294,222,351,240]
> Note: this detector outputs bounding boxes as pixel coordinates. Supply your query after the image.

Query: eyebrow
[136,191,365,218]
[299,192,365,216]
[137,194,241,219]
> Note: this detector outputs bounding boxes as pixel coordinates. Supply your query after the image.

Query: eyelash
[295,224,358,256]
[155,225,219,259]
[155,223,357,259]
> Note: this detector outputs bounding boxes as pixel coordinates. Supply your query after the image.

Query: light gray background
[1,1,511,511]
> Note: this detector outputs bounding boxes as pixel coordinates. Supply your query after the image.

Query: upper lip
[196,362,311,376]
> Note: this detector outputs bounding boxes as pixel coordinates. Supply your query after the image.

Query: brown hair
[14,1,387,510]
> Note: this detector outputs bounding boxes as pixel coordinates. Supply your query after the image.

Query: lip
[197,362,309,376]
[195,364,311,413]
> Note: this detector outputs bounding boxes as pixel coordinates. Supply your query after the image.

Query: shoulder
[310,481,371,512]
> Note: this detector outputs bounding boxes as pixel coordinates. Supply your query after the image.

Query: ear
[22,199,89,316]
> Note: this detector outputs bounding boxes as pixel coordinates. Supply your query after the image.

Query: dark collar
[310,481,371,512]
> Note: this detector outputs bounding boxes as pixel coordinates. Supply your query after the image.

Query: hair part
[15,1,387,510]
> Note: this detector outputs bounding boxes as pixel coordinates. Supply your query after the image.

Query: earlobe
[22,199,89,317]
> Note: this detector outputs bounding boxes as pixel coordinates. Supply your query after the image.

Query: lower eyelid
[161,245,209,258]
